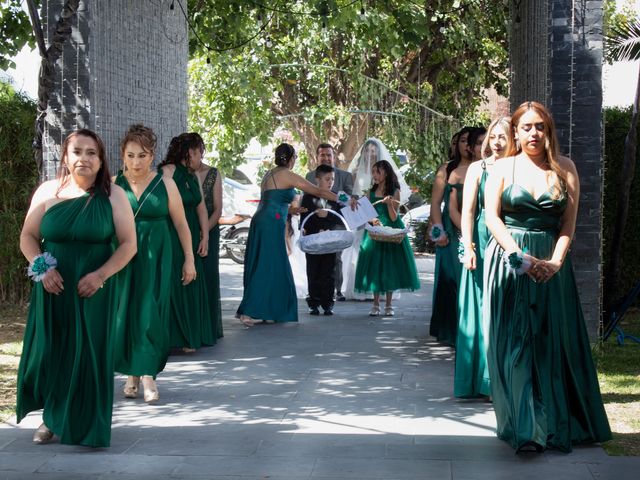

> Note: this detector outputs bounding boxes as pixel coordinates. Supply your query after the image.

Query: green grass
[0,304,26,423]
[596,310,640,456]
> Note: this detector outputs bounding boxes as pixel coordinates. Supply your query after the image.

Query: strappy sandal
[384,306,395,316]
[369,305,380,316]
[238,315,255,327]
[123,376,140,398]
[142,376,160,404]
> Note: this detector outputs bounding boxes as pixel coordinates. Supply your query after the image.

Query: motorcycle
[219,215,251,264]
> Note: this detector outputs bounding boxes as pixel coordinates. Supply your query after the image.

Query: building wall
[509,0,604,338]
[42,0,188,178]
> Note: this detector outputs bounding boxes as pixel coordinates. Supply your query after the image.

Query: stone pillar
[509,0,604,338]
[41,0,188,178]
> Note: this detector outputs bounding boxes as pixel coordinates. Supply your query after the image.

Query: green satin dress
[202,167,223,339]
[484,179,612,452]
[454,168,490,398]
[354,191,420,293]
[17,193,118,447]
[429,182,463,346]
[113,173,172,377]
[165,163,215,348]
[236,188,298,322]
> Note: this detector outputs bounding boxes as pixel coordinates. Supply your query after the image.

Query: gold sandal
[123,376,140,398]
[142,376,159,404]
[33,423,54,444]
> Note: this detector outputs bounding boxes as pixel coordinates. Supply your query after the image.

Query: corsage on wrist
[429,223,445,243]
[458,242,475,263]
[502,250,532,275]
[28,252,57,282]
[336,191,351,206]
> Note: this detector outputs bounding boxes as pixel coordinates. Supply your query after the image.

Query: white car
[222,168,261,217]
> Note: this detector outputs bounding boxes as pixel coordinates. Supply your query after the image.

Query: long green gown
[429,182,463,346]
[165,163,215,348]
[454,167,490,398]
[16,193,118,447]
[484,176,612,452]
[201,167,223,339]
[354,191,420,293]
[113,172,172,377]
[236,188,298,322]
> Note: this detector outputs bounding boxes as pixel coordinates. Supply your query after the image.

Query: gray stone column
[509,0,604,338]
[41,0,188,178]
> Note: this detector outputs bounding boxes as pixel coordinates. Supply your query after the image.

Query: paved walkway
[0,256,637,479]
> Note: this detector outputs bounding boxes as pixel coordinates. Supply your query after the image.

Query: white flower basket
[298,209,355,255]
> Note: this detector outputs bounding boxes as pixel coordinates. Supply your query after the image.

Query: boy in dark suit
[300,165,345,315]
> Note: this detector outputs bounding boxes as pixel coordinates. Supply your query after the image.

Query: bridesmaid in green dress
[354,160,420,315]
[429,126,474,346]
[192,156,224,340]
[17,129,137,447]
[159,133,215,350]
[453,119,511,398]
[484,101,611,452]
[236,143,342,326]
[114,124,196,404]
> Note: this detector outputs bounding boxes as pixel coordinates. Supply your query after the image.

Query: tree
[186,0,509,171]
[0,0,35,70]
[603,8,640,318]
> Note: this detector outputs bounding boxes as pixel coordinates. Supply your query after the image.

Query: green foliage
[604,0,640,63]
[187,0,508,173]
[602,107,640,301]
[0,80,38,304]
[0,0,37,70]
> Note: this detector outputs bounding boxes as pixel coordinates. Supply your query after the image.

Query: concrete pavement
[0,255,637,479]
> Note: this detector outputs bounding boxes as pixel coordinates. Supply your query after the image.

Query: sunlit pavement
[1,256,638,479]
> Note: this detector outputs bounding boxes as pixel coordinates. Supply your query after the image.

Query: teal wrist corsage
[429,223,445,243]
[28,252,57,282]
[457,240,465,262]
[336,190,351,206]
[502,250,532,275]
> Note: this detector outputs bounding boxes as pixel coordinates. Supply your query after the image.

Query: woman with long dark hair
[160,133,215,350]
[429,126,474,346]
[354,160,420,316]
[17,129,136,446]
[236,143,342,326]
[483,101,611,452]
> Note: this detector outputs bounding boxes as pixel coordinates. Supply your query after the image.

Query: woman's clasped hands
[528,257,561,283]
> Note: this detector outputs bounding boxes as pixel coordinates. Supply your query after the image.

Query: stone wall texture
[42,0,188,177]
[509,0,604,338]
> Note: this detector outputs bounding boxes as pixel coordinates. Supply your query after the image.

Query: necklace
[126,170,154,185]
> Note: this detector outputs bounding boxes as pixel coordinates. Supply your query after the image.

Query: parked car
[222,168,261,217]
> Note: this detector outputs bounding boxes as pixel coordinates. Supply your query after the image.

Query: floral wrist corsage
[27,252,57,282]
[336,191,351,206]
[429,223,445,243]
[502,250,532,275]
[458,242,475,263]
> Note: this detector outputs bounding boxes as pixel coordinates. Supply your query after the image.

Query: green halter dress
[113,172,172,377]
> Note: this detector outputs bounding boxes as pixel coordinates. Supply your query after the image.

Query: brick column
[509,0,604,338]
[42,0,188,177]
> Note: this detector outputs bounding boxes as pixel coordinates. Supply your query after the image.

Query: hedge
[0,81,38,304]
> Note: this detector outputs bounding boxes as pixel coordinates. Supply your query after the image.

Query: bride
[342,138,411,300]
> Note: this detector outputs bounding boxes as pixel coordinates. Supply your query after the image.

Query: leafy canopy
[187,0,509,172]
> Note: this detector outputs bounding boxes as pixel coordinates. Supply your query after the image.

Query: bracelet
[429,223,445,242]
[502,250,532,275]
[27,252,57,282]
